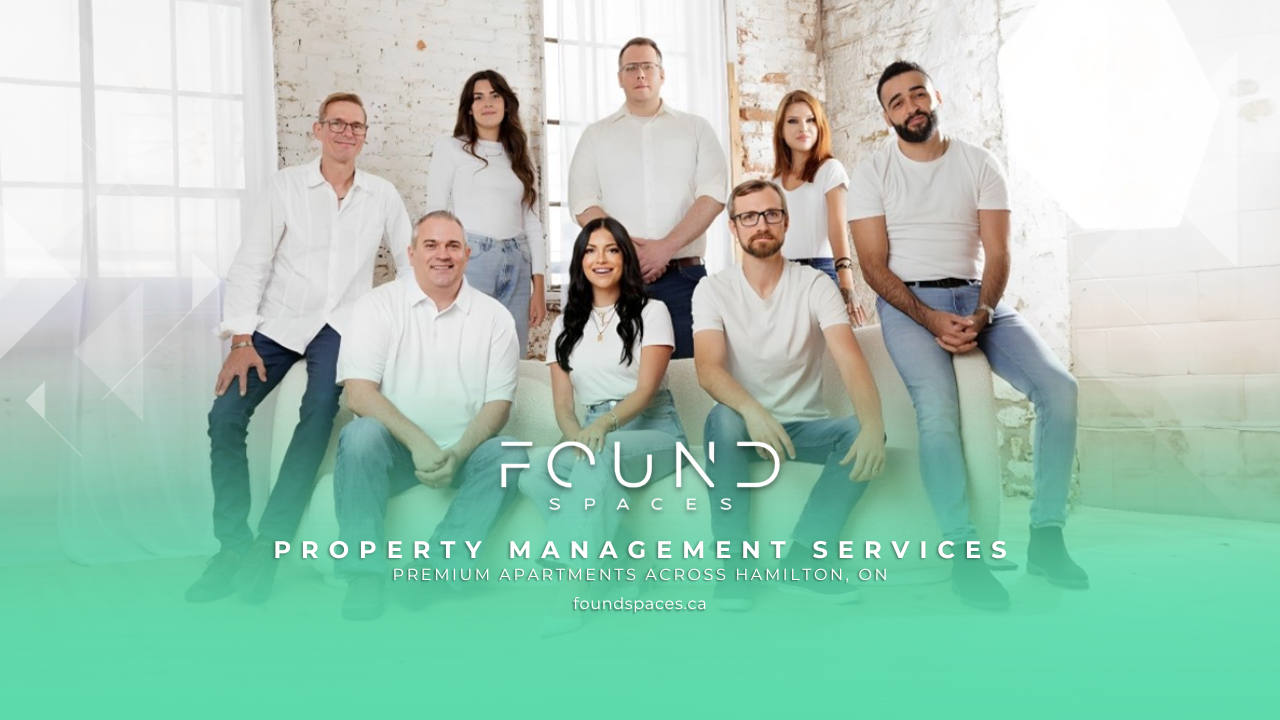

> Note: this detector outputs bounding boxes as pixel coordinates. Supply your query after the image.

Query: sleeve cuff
[214,316,261,339]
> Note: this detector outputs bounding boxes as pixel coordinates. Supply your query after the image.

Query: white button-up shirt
[568,102,728,259]
[216,157,413,353]
[336,277,519,449]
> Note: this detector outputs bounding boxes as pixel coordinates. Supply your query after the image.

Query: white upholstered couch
[268,325,1001,585]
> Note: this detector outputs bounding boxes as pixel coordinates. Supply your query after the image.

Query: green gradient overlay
[5,400,1278,719]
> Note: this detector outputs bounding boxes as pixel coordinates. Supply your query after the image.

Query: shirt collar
[404,275,474,315]
[305,156,368,193]
[607,99,676,123]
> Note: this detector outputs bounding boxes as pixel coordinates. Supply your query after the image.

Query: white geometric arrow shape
[75,286,146,419]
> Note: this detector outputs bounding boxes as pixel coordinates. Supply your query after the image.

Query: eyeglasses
[320,118,369,136]
[731,209,787,226]
[620,62,661,77]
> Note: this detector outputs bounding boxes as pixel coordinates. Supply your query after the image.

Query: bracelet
[834,257,855,271]
[605,411,619,432]
[977,303,996,319]
[230,340,254,350]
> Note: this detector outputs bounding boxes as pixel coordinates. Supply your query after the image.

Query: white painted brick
[1143,273,1198,325]
[1140,221,1237,276]
[1075,428,1113,507]
[1107,324,1195,376]
[1071,277,1147,329]
[1067,229,1145,281]
[1242,375,1280,428]
[1238,209,1280,267]
[1078,377,1154,428]
[1190,320,1280,375]
[1197,267,1244,320]
[1070,329,1109,377]
[1151,375,1245,426]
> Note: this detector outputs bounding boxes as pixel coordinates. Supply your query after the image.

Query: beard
[892,109,938,144]
[739,231,784,259]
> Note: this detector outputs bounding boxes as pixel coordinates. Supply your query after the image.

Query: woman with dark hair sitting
[520,216,686,636]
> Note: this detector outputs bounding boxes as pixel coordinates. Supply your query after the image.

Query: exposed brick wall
[271,0,545,289]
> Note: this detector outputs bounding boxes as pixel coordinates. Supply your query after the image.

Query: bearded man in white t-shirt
[330,210,527,621]
[847,61,1088,612]
[693,179,887,612]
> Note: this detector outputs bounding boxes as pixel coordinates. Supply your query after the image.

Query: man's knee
[208,393,254,436]
[704,404,749,444]
[338,417,393,459]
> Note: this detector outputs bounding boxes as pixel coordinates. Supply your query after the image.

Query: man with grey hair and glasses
[187,92,413,606]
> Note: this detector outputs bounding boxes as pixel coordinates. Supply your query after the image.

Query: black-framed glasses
[620,62,661,76]
[732,209,787,226]
[320,119,369,136]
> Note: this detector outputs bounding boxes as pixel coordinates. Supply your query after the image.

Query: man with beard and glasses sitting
[847,61,1087,612]
[693,178,887,612]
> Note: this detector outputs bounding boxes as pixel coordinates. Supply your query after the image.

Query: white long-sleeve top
[425,136,547,275]
[215,157,412,353]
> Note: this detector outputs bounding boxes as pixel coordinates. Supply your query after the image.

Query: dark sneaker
[1027,525,1090,590]
[232,537,280,604]
[394,562,439,611]
[184,551,241,603]
[776,571,862,604]
[342,575,385,621]
[952,554,1011,611]
[713,577,755,611]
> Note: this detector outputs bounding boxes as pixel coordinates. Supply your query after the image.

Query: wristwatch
[977,304,996,319]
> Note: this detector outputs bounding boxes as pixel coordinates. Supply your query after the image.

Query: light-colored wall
[1070,1,1280,521]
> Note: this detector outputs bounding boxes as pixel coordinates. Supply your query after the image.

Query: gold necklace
[592,306,617,342]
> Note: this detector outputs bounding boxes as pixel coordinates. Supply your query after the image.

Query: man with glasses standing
[186,92,413,605]
[568,36,728,359]
[693,179,886,611]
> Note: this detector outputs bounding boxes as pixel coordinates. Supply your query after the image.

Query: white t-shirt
[568,103,728,260]
[425,136,547,275]
[544,299,675,407]
[337,277,519,449]
[692,263,847,423]
[780,158,850,260]
[846,137,1009,282]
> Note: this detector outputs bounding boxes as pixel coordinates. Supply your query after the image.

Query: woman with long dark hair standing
[771,89,865,323]
[427,69,546,355]
[520,217,686,636]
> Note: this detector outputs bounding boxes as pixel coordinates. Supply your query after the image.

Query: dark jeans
[703,403,870,550]
[208,325,341,554]
[646,263,707,360]
[790,257,838,284]
[332,417,526,578]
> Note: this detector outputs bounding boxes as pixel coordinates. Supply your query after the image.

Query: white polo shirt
[216,157,413,352]
[780,158,850,260]
[846,137,1009,282]
[337,276,519,449]
[568,102,728,259]
[544,300,675,407]
[692,263,847,423]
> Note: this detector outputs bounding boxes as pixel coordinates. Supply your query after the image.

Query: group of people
[186,36,1089,631]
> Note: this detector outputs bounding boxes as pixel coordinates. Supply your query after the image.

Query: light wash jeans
[876,283,1078,540]
[519,390,687,567]
[465,232,532,357]
[332,417,526,578]
[703,403,870,548]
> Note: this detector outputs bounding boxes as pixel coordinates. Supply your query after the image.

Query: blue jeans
[331,417,526,578]
[790,257,838,284]
[877,283,1078,539]
[208,326,341,554]
[465,232,532,357]
[646,263,706,360]
[703,403,870,548]
[519,390,687,566]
